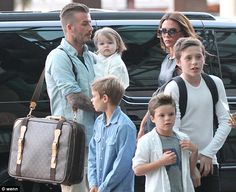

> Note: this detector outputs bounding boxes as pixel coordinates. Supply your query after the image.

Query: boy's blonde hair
[91,76,125,106]
[148,93,176,117]
[93,27,127,54]
[174,37,206,60]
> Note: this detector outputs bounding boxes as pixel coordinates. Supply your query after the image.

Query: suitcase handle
[46,116,65,121]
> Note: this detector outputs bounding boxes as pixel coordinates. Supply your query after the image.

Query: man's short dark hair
[60,3,89,33]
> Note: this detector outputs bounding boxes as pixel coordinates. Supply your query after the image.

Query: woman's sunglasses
[157,28,182,37]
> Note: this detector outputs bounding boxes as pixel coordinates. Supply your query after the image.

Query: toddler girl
[93,27,129,89]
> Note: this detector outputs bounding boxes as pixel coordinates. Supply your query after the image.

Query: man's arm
[47,50,94,111]
[66,92,94,112]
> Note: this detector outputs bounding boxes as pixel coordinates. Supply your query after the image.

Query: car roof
[0,10,216,22]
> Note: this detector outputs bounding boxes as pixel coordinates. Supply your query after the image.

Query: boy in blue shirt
[88,76,137,192]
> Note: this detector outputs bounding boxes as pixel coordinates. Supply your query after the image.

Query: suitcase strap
[50,119,65,181]
[16,118,29,176]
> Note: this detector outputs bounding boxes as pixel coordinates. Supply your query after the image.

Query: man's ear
[66,23,73,33]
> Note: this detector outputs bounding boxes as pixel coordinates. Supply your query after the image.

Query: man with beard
[45,3,96,192]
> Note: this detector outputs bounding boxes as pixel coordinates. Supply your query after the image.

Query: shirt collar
[97,52,118,60]
[60,38,89,57]
[101,106,121,126]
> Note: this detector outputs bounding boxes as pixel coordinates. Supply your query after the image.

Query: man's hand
[199,154,213,177]
[66,92,94,112]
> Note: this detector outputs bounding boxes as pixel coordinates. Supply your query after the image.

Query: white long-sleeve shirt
[164,74,232,164]
[93,53,129,89]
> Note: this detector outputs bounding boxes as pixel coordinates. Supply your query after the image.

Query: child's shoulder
[138,129,158,146]
[118,110,136,129]
[94,113,104,123]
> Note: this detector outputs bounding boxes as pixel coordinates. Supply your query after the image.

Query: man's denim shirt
[45,38,96,145]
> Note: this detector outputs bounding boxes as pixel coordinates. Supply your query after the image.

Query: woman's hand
[229,112,236,128]
[191,166,201,187]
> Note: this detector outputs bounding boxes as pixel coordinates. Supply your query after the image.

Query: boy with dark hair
[133,93,198,192]
[88,76,136,192]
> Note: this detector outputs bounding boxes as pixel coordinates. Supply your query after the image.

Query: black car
[0,10,236,192]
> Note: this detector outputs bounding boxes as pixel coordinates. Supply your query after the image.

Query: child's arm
[88,133,98,190]
[107,56,129,89]
[133,150,177,176]
[180,140,201,187]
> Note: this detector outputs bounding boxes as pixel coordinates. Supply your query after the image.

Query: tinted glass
[0,28,63,120]
[214,30,236,165]
[215,30,236,97]
[0,29,63,94]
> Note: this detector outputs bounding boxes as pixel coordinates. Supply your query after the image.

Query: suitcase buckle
[16,125,27,165]
[51,129,61,169]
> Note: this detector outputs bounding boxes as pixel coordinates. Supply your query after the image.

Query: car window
[1,25,235,101]
[215,30,236,97]
[0,28,62,103]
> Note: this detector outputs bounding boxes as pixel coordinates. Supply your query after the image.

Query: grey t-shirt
[159,133,183,192]
[158,55,176,87]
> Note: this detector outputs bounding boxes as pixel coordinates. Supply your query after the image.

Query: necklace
[155,129,173,137]
[156,130,180,141]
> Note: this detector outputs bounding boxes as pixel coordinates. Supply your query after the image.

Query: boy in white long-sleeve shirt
[164,37,232,192]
